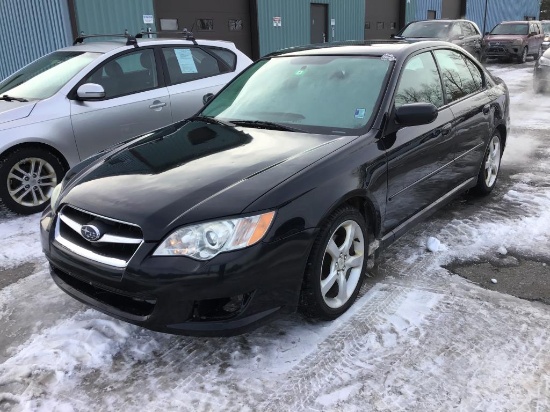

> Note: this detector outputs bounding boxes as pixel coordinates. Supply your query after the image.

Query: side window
[395,52,444,108]
[462,56,483,90]
[449,23,462,38]
[162,47,225,85]
[84,49,158,99]
[460,22,475,37]
[434,49,479,102]
[205,47,237,71]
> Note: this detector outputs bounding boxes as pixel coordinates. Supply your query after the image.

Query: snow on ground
[0,62,549,411]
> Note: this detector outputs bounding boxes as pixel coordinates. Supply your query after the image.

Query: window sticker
[381,53,396,61]
[174,49,198,73]
[354,108,366,119]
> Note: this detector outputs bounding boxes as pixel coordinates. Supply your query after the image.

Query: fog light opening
[193,292,252,321]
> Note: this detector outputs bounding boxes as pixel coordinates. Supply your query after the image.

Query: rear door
[161,46,237,122]
[433,49,492,183]
[460,22,482,58]
[382,51,455,231]
[70,48,172,160]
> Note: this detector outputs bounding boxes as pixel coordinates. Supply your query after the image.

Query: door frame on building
[311,3,329,44]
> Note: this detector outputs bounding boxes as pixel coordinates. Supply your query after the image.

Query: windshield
[0,51,100,100]
[543,23,550,34]
[201,55,391,134]
[490,23,528,35]
[399,21,451,38]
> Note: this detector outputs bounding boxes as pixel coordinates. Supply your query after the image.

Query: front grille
[54,205,143,268]
[52,265,155,318]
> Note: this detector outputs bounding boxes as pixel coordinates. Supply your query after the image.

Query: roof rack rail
[73,33,138,47]
[135,29,198,45]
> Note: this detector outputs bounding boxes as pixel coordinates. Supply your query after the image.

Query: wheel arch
[1,142,70,173]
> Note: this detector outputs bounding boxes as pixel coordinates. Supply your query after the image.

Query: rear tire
[300,206,368,320]
[473,131,502,196]
[534,45,542,60]
[0,147,65,215]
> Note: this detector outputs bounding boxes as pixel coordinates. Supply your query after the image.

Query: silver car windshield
[201,55,391,134]
[0,51,100,100]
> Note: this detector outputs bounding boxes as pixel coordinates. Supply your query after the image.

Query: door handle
[441,123,452,136]
[149,101,167,110]
[482,104,491,115]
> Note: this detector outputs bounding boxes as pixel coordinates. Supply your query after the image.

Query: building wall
[365,0,401,40]
[0,0,72,80]
[406,0,443,23]
[256,0,365,57]
[466,0,541,34]
[73,0,156,38]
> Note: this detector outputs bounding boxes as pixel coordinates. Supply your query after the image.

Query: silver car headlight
[539,56,550,66]
[153,211,276,260]
[50,184,62,213]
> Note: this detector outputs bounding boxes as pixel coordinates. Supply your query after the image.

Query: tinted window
[163,47,225,85]
[399,21,451,38]
[0,51,99,100]
[449,23,462,38]
[395,52,444,108]
[84,49,158,99]
[463,56,483,90]
[434,49,480,102]
[460,22,477,36]
[206,47,237,70]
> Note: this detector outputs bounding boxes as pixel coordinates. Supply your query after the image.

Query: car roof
[58,37,237,54]
[498,21,534,24]
[269,40,454,58]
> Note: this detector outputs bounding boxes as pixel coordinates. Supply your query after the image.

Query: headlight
[539,56,550,66]
[153,211,276,260]
[544,36,550,42]
[50,184,62,213]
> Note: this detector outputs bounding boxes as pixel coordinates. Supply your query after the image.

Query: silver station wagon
[0,33,252,214]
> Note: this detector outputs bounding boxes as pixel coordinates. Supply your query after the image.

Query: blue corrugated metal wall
[0,0,72,80]
[406,0,443,23]
[73,0,156,38]
[466,0,541,34]
[256,0,365,57]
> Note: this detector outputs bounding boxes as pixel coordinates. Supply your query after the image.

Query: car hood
[484,35,523,42]
[61,120,352,240]
[0,100,37,125]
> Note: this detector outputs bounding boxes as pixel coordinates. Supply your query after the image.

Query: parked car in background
[483,20,544,63]
[0,33,252,215]
[393,19,482,60]
[534,47,550,92]
[541,20,550,51]
[41,40,509,336]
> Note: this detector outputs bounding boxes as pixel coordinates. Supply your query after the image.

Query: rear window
[206,47,237,70]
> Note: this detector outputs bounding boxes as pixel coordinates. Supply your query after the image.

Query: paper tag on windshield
[355,108,366,119]
[381,53,396,61]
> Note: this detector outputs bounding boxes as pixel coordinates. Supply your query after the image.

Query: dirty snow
[0,62,549,411]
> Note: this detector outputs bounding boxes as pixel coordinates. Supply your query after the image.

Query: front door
[311,4,328,44]
[383,51,455,232]
[70,48,172,160]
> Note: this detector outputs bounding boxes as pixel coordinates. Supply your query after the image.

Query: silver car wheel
[484,135,501,188]
[320,220,365,309]
[7,157,58,207]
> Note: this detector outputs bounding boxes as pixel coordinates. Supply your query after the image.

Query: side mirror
[203,93,214,105]
[77,83,105,100]
[395,103,438,126]
[484,32,489,36]
[530,31,537,36]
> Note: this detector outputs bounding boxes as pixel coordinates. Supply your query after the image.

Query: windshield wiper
[1,95,28,102]
[231,120,304,133]
[189,115,234,128]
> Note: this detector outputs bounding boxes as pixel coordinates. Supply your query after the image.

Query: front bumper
[542,41,550,51]
[483,44,523,59]
[40,208,317,336]
[534,64,550,89]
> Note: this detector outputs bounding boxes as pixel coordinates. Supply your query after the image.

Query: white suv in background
[0,33,252,214]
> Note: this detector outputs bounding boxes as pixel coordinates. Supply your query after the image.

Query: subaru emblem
[81,225,102,242]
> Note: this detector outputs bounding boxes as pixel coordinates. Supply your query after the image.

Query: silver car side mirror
[77,83,106,100]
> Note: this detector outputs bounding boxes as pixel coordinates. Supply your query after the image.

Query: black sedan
[534,48,550,93]
[40,41,510,336]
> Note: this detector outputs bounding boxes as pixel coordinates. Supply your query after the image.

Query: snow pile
[0,214,43,269]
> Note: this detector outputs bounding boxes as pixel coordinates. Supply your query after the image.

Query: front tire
[300,206,368,320]
[473,131,502,195]
[518,47,528,64]
[0,147,65,215]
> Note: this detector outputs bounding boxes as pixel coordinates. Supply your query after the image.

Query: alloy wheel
[320,220,365,309]
[484,135,501,188]
[7,157,58,207]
